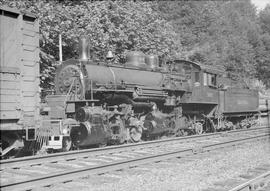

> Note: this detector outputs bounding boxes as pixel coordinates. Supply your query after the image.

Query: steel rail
[228,171,270,191]
[1,131,269,191]
[1,126,268,170]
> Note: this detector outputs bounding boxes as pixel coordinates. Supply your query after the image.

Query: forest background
[1,0,270,94]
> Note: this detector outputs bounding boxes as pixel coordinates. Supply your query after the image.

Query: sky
[251,0,269,11]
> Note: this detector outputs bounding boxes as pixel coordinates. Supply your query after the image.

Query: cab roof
[0,5,37,18]
[173,59,225,75]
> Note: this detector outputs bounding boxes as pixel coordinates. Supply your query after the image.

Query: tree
[0,0,181,92]
[158,0,260,80]
[256,5,270,87]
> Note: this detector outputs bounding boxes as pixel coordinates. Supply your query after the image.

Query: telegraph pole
[267,100,269,128]
[59,34,63,63]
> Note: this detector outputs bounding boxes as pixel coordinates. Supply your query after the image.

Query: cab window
[195,72,200,83]
[203,72,216,87]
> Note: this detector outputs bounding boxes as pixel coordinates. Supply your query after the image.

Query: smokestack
[79,36,89,61]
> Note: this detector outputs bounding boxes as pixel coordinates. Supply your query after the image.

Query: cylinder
[79,36,89,61]
[70,116,109,147]
[70,121,90,146]
[75,107,91,122]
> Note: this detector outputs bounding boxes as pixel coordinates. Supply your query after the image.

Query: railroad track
[1,126,269,191]
[228,170,270,191]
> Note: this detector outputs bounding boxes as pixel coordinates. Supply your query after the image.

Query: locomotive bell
[79,36,90,61]
[106,51,114,60]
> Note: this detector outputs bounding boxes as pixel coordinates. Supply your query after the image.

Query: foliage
[0,0,270,89]
[157,1,260,79]
[256,5,270,87]
[244,78,266,93]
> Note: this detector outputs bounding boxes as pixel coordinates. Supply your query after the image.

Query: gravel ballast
[46,139,270,191]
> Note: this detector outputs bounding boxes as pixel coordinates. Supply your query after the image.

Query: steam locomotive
[0,7,260,157]
[43,36,259,151]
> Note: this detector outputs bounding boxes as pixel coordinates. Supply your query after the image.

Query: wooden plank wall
[0,7,40,130]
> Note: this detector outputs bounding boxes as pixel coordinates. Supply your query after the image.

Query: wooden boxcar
[0,6,39,155]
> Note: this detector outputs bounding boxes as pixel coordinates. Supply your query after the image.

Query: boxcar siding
[0,7,39,131]
[20,14,40,128]
[0,9,21,126]
[0,73,21,120]
[0,10,20,68]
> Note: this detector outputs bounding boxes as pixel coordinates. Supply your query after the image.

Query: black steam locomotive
[44,37,259,151]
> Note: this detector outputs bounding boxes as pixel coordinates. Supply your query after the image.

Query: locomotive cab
[171,60,223,132]
[173,60,222,103]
